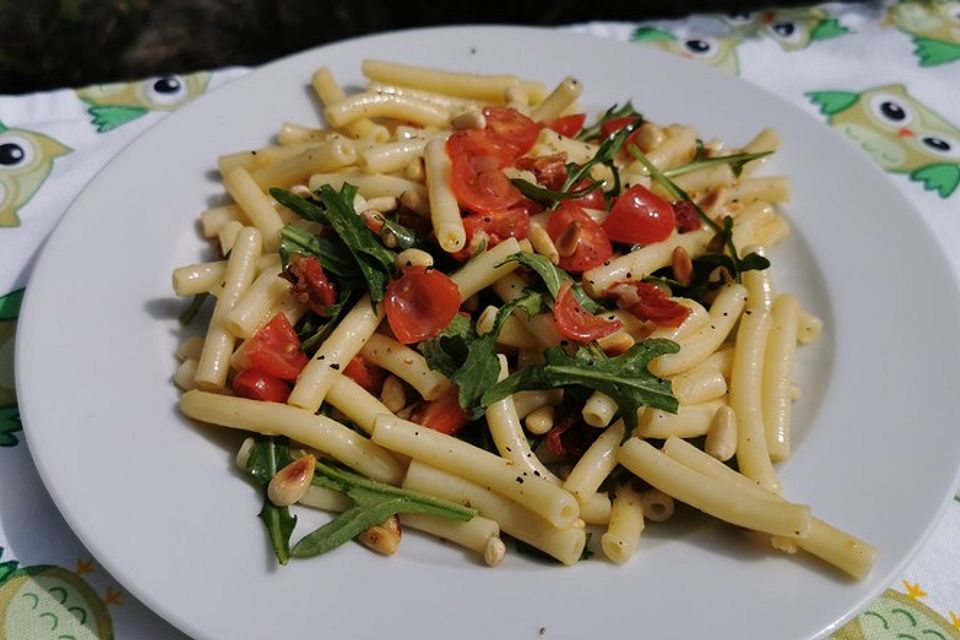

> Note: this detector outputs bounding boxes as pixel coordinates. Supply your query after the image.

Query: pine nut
[597,331,635,356]
[635,122,665,152]
[267,454,316,507]
[555,220,582,258]
[403,158,425,183]
[380,375,407,413]
[483,536,506,566]
[359,515,401,555]
[705,405,737,461]
[451,106,486,130]
[671,246,694,286]
[395,248,434,269]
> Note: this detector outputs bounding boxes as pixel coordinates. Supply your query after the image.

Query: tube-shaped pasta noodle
[367,82,483,111]
[739,128,781,177]
[486,356,561,483]
[636,399,726,439]
[647,298,709,341]
[661,436,876,579]
[563,420,625,501]
[223,261,287,339]
[402,461,585,565]
[326,92,450,129]
[649,282,747,377]
[372,414,579,528]
[180,390,403,484]
[513,389,563,419]
[223,167,284,252]
[640,124,698,170]
[601,482,645,564]
[361,137,430,175]
[400,513,501,556]
[423,137,465,252]
[618,438,809,537]
[363,59,528,104]
[530,76,582,121]
[449,238,523,300]
[277,122,333,146]
[762,294,801,461]
[325,373,395,434]
[288,294,384,413]
[311,67,390,142]
[582,228,713,297]
[194,227,261,390]
[669,163,735,196]
[360,333,451,401]
[669,366,728,405]
[582,391,618,428]
[308,172,427,206]
[249,138,358,190]
[731,269,779,494]
[725,176,790,205]
[201,204,247,238]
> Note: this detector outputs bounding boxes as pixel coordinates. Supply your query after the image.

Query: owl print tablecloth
[0,2,958,638]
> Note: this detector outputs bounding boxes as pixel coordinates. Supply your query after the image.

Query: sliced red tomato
[448,131,524,213]
[482,107,541,160]
[569,178,606,210]
[672,200,703,233]
[545,201,612,273]
[343,356,387,395]
[542,113,586,138]
[234,313,309,381]
[601,184,676,245]
[232,369,291,403]
[544,412,601,460]
[515,153,567,191]
[609,281,691,328]
[385,266,461,344]
[600,115,642,138]
[451,204,534,262]
[285,254,337,316]
[410,388,469,435]
[553,282,623,344]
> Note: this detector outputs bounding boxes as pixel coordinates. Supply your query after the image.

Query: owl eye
[682,38,718,58]
[0,134,37,171]
[141,75,190,107]
[867,93,915,128]
[917,132,960,160]
[767,20,808,45]
[940,2,960,21]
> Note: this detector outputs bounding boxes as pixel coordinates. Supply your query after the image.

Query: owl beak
[761,11,774,24]
[897,127,915,138]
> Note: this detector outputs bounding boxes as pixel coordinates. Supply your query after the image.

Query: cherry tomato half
[385,266,461,344]
[448,131,524,213]
[542,113,586,138]
[233,313,309,381]
[232,369,291,403]
[601,184,676,245]
[552,282,623,344]
[451,204,534,262]
[546,201,612,273]
[342,356,387,395]
[482,107,541,160]
[410,388,469,435]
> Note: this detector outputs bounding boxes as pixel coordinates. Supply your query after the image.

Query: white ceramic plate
[17,26,960,640]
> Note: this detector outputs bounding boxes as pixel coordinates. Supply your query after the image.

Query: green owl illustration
[808,85,960,198]
[721,8,850,50]
[0,549,114,640]
[833,588,959,639]
[0,123,71,228]
[631,26,741,74]
[76,72,211,133]
[888,1,960,66]
[0,289,22,447]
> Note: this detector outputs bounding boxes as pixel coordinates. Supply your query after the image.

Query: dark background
[2,0,816,94]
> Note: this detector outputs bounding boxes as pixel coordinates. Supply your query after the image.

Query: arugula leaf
[563,119,641,193]
[292,461,476,558]
[178,292,209,326]
[662,150,774,180]
[243,437,297,565]
[372,213,424,250]
[418,314,475,378]
[278,224,364,287]
[509,177,601,205]
[451,292,547,416]
[272,185,396,303]
[481,341,680,430]
[576,102,641,141]
[499,252,604,314]
[298,288,358,354]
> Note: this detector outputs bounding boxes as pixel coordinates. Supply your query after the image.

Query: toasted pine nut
[705,405,737,461]
[671,246,694,286]
[359,515,401,555]
[554,220,582,258]
[483,536,506,566]
[267,454,317,507]
[476,305,498,336]
[395,248,434,269]
[635,122,665,152]
[290,184,313,198]
[697,186,728,216]
[525,405,556,435]
[528,224,560,265]
[640,489,674,522]
[380,375,407,413]
[451,106,487,130]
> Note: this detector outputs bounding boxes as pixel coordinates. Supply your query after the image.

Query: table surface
[1,2,958,638]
